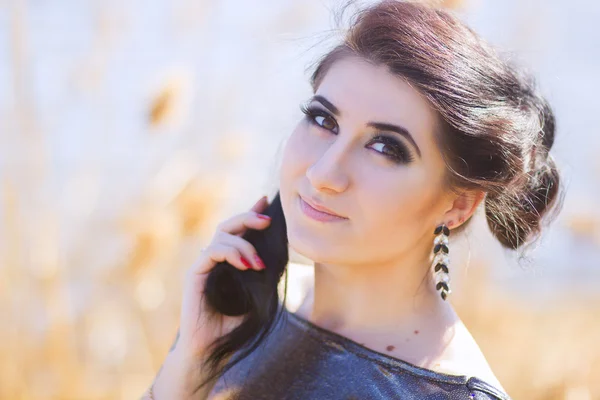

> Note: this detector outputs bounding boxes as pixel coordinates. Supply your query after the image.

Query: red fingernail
[256,214,271,220]
[253,254,266,269]
[240,256,252,269]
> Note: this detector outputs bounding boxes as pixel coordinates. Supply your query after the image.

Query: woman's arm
[140,195,273,399]
[140,329,219,400]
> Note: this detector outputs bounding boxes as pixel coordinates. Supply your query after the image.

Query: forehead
[315,56,440,148]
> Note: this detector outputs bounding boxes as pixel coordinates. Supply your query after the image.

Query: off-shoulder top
[207,306,512,399]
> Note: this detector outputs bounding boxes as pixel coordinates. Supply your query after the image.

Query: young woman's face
[279,56,452,266]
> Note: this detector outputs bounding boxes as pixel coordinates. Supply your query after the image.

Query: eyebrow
[310,94,422,159]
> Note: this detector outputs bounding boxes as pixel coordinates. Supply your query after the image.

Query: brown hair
[309,0,564,252]
[197,0,565,394]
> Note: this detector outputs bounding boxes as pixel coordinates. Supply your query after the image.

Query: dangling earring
[432,223,451,300]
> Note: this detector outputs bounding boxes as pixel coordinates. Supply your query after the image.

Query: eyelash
[299,104,414,164]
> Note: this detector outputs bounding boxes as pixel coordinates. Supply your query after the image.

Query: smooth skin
[278,55,504,391]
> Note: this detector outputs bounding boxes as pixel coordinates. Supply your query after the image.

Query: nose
[306,140,350,194]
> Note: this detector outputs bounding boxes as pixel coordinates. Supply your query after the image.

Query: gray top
[207,306,511,400]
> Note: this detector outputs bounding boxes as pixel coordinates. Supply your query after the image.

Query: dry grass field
[2,1,598,399]
[1,174,599,399]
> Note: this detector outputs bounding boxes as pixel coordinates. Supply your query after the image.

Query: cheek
[279,124,314,185]
[279,124,311,211]
[358,168,439,241]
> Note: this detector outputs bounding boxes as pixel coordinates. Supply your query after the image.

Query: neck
[299,242,455,335]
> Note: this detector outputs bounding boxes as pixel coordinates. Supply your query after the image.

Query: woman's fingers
[217,211,271,237]
[193,242,260,276]
[216,197,272,237]
[215,232,266,270]
[189,196,271,275]
[250,195,268,213]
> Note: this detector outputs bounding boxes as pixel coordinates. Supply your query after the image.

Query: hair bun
[484,94,563,251]
[537,97,556,151]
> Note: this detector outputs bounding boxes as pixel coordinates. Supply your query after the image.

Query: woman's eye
[370,142,396,158]
[314,115,337,131]
[300,104,338,133]
[299,103,413,164]
[368,135,414,164]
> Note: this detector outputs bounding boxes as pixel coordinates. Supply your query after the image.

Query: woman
[142,1,563,399]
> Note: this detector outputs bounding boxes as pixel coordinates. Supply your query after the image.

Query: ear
[442,190,485,229]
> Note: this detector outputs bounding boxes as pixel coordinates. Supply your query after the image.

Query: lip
[299,195,348,222]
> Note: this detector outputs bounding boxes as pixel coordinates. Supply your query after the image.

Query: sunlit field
[2,0,599,399]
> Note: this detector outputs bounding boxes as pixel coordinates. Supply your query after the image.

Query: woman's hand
[150,195,272,399]
[176,195,272,359]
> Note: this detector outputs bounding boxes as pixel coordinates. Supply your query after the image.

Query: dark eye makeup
[299,103,414,164]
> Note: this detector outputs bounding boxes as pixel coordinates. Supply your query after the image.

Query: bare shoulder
[446,321,507,394]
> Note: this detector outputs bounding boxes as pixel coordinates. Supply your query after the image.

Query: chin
[288,229,323,259]
[287,229,348,265]
[282,191,348,260]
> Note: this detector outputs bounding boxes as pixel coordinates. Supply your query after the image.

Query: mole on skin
[387,329,421,351]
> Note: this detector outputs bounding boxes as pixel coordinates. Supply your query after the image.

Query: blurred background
[1,0,599,399]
